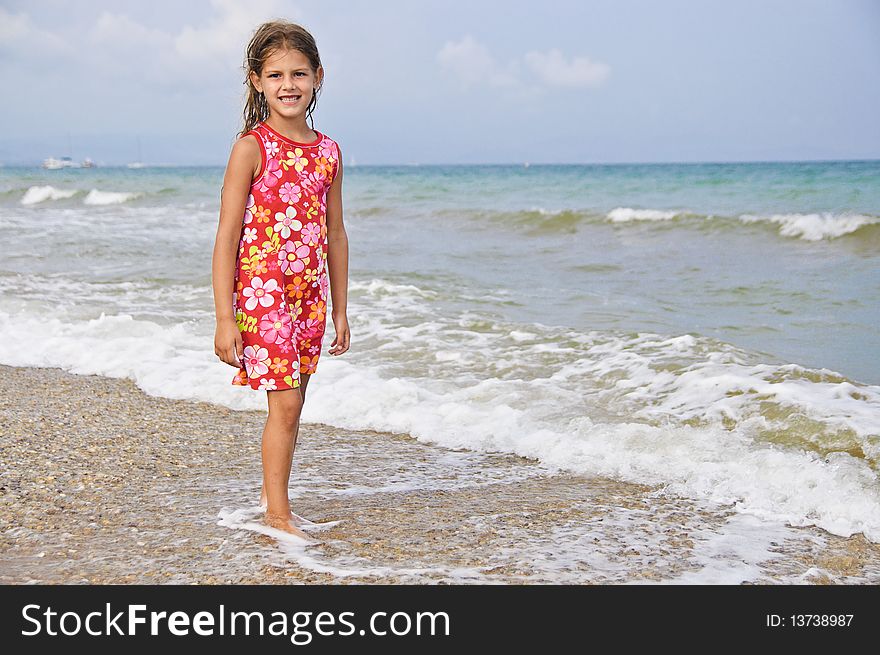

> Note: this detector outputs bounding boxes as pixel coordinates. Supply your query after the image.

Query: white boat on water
[127,136,145,168]
[42,156,78,169]
[42,156,97,169]
[43,132,96,169]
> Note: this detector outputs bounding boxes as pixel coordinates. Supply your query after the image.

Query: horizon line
[3,157,880,168]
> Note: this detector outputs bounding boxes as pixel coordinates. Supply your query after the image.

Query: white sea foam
[639,513,808,584]
[216,505,488,581]
[1,278,878,544]
[604,207,879,240]
[548,332,880,451]
[20,185,79,205]
[18,186,144,206]
[83,189,144,205]
[739,212,878,240]
[606,207,682,222]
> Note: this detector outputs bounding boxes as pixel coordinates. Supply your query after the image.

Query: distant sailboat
[42,156,77,169]
[127,136,145,169]
[43,132,82,169]
[349,154,356,167]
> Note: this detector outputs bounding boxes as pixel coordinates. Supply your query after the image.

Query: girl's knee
[267,388,303,424]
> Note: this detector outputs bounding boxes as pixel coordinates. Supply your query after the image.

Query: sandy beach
[0,363,878,584]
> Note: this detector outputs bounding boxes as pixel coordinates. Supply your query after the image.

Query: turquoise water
[3,160,876,382]
[1,160,879,544]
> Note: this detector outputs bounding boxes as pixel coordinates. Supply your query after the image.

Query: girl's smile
[251,47,323,122]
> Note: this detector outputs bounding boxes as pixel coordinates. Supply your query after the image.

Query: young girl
[211,20,350,541]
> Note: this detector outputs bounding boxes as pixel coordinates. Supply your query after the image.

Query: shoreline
[1,363,878,584]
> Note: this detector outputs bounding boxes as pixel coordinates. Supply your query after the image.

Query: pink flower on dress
[243,345,271,379]
[299,172,324,197]
[258,377,278,390]
[279,182,302,204]
[317,140,336,161]
[242,276,279,311]
[262,158,283,189]
[301,222,321,245]
[278,241,310,274]
[300,317,323,339]
[259,309,293,344]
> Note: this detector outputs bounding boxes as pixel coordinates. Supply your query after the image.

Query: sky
[1,0,878,166]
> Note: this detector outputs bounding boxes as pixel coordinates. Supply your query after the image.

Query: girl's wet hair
[239,20,323,138]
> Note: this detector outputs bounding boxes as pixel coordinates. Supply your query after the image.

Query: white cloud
[0,6,70,57]
[436,35,519,88]
[524,48,610,87]
[2,0,291,86]
[437,35,610,91]
[174,0,284,65]
[90,11,171,50]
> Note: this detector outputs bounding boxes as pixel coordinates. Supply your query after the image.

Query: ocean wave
[738,212,879,241]
[1,277,879,543]
[437,206,880,242]
[606,207,685,222]
[20,185,80,205]
[83,189,144,205]
[16,185,145,206]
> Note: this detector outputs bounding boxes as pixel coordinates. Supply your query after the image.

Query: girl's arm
[211,135,260,367]
[326,144,350,356]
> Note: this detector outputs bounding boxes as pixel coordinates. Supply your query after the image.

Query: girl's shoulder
[318,130,340,149]
[317,132,342,163]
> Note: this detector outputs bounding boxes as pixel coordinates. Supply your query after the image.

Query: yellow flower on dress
[280,148,309,173]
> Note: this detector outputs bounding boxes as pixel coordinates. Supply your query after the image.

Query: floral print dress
[231,121,340,391]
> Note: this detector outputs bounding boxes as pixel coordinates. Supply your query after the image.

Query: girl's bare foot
[259,495,313,526]
[264,512,317,543]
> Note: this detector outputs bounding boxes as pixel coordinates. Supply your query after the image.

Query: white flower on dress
[258,377,278,390]
[243,193,256,225]
[242,276,280,311]
[264,138,280,158]
[274,205,303,239]
[242,226,258,243]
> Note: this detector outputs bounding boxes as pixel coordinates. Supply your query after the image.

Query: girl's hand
[215,317,244,368]
[329,312,350,356]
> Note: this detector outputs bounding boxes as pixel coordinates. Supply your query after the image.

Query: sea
[1,160,879,579]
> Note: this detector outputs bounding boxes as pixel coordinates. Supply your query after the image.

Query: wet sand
[1,364,878,584]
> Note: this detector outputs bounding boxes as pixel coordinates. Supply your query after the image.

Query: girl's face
[250,48,323,122]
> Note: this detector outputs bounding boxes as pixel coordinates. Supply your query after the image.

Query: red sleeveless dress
[231,121,340,391]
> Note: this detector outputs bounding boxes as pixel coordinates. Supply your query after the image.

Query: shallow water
[1,161,878,550]
[2,365,877,585]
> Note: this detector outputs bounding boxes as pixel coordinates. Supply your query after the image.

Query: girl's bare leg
[260,373,312,523]
[262,383,311,540]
